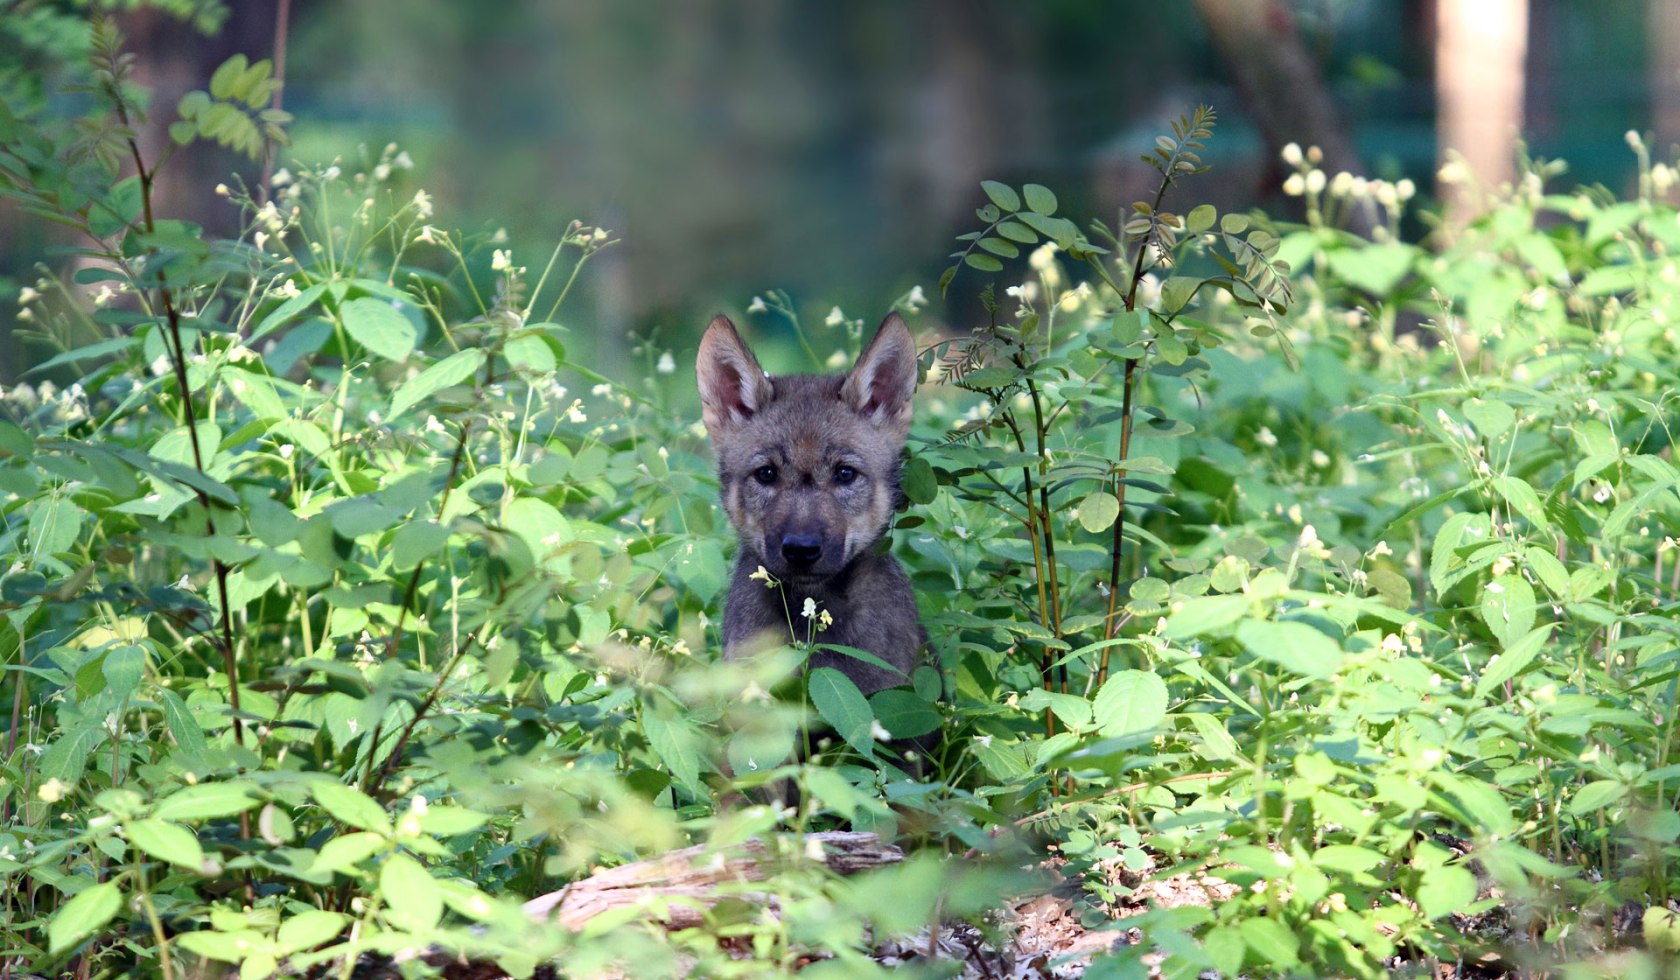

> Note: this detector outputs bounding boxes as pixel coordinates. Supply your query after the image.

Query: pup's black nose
[780,534,822,568]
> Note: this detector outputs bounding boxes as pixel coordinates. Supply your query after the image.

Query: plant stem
[257,0,292,203]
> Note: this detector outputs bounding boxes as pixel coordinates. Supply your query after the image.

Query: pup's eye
[833,465,858,485]
[752,465,778,486]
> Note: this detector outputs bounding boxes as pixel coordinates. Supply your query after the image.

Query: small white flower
[826,306,845,327]
[1282,174,1305,197]
[747,295,768,313]
[38,778,69,803]
[1310,449,1330,468]
[1281,142,1303,166]
[656,351,675,374]
[870,719,892,742]
[906,285,927,310]
[17,286,40,305]
[801,597,818,619]
[215,183,230,197]
[321,165,342,181]
[1304,169,1327,195]
[1255,426,1278,448]
[492,249,512,272]
[412,189,433,219]
[271,168,293,187]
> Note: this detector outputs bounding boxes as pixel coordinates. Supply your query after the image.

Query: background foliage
[4,6,1680,980]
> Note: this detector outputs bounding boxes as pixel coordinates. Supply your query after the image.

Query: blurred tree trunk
[1652,0,1680,155]
[1435,0,1528,222]
[1191,0,1367,202]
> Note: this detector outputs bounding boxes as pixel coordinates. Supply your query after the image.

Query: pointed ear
[841,312,917,428]
[697,314,773,433]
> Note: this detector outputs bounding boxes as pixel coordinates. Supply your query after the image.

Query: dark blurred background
[1,0,1669,380]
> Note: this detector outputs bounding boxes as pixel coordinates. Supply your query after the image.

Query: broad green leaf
[641,702,704,791]
[1237,916,1299,968]
[964,253,1004,273]
[1490,474,1547,529]
[392,521,450,571]
[1478,574,1536,649]
[418,806,490,837]
[1568,779,1628,816]
[1474,623,1553,698]
[380,852,443,933]
[389,348,484,419]
[1430,512,1487,597]
[869,689,942,740]
[311,781,392,835]
[153,784,260,822]
[1463,397,1515,439]
[1416,864,1477,920]
[900,456,937,505]
[980,180,1020,211]
[1022,183,1058,215]
[311,831,386,874]
[1091,670,1167,737]
[276,910,348,954]
[1235,619,1344,679]
[1185,203,1217,234]
[339,297,419,362]
[48,881,122,953]
[127,818,204,871]
[503,333,557,374]
[808,667,875,757]
[156,687,209,762]
[1077,491,1120,533]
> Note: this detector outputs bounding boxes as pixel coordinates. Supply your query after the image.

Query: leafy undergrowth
[6,17,1680,980]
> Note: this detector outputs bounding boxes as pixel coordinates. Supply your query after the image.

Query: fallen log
[523,831,903,930]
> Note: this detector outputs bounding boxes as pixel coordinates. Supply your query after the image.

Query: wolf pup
[697,312,924,695]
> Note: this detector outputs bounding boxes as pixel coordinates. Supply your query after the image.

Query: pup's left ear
[841,312,917,427]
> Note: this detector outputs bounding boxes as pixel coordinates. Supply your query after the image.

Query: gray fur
[698,313,925,694]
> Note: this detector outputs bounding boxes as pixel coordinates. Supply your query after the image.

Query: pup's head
[697,312,918,582]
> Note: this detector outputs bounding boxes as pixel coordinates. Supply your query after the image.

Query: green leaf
[900,456,937,505]
[40,719,104,790]
[503,333,557,374]
[808,667,875,757]
[869,689,942,740]
[48,880,122,954]
[339,297,419,362]
[153,784,261,822]
[389,349,484,419]
[980,180,1021,211]
[1464,397,1516,439]
[1090,670,1167,737]
[1077,491,1120,533]
[1473,623,1552,698]
[1237,916,1299,968]
[1430,512,1488,597]
[311,831,386,874]
[392,521,450,572]
[276,910,348,954]
[1416,864,1477,920]
[157,687,209,762]
[127,818,204,871]
[1568,779,1628,816]
[1490,474,1548,529]
[642,702,704,791]
[1185,204,1217,234]
[1478,574,1536,649]
[964,253,1004,273]
[380,853,443,933]
[311,781,393,835]
[417,806,490,837]
[995,220,1039,244]
[209,54,249,100]
[1236,619,1344,679]
[978,237,1020,258]
[1022,183,1058,215]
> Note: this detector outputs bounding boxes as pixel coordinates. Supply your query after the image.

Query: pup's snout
[780,534,823,569]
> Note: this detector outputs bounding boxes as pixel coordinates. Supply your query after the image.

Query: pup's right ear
[697,314,772,433]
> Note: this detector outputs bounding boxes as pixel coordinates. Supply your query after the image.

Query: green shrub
[5,15,1680,980]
